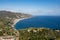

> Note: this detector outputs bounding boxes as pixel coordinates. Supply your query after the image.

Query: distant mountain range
[0,10,32,18]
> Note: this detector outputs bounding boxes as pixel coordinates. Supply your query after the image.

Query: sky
[0,0,60,16]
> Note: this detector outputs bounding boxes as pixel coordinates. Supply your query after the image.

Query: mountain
[0,10,32,18]
[0,10,32,36]
[0,11,60,40]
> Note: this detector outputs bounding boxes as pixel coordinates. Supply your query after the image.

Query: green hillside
[0,11,60,40]
[19,28,60,40]
[0,11,32,36]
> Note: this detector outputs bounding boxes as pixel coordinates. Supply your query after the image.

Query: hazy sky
[0,0,60,16]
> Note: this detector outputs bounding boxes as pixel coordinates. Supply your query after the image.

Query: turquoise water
[15,16,60,30]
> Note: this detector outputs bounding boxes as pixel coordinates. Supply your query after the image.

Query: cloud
[17,8,60,16]
[1,8,60,16]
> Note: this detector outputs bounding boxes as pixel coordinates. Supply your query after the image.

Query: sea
[14,16,60,30]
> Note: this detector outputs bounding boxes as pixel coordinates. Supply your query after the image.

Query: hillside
[0,11,32,18]
[19,28,60,40]
[0,11,60,40]
[0,10,32,36]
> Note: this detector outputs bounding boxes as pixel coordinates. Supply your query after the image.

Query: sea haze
[15,16,60,30]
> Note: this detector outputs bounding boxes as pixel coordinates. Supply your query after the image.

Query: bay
[15,16,60,30]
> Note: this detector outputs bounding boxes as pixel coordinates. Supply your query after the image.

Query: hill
[0,10,32,18]
[0,10,32,36]
[19,28,60,40]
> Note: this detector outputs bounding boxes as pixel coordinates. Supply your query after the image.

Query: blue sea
[14,16,60,30]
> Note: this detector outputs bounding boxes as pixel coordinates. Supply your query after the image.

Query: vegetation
[0,11,31,36]
[0,17,16,36]
[0,11,32,18]
[0,11,60,40]
[19,28,60,40]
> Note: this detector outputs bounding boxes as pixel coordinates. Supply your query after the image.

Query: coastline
[12,17,31,27]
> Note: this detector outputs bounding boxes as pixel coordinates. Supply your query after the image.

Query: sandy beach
[12,18,29,27]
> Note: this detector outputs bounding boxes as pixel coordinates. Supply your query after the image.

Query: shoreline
[12,17,31,27]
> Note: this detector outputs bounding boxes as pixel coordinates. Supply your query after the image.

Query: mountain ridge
[0,10,32,18]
